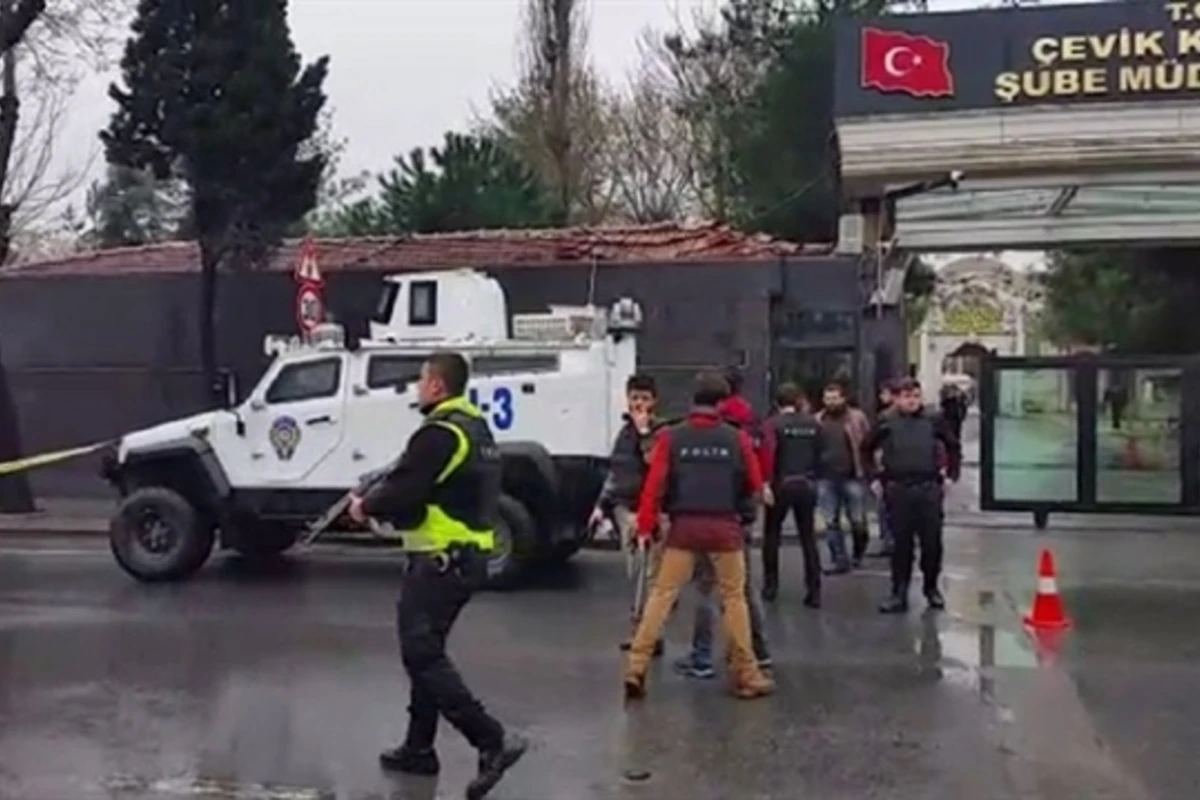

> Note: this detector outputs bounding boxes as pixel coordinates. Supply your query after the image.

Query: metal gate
[980,354,1200,516]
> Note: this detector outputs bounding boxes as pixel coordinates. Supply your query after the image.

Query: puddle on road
[105,775,336,799]
[913,587,1040,705]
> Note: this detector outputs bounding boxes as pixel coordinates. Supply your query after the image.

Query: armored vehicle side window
[367,355,426,389]
[472,354,559,375]
[409,280,437,326]
[374,282,400,323]
[265,358,342,404]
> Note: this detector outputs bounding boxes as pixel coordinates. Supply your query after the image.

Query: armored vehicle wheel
[486,494,536,590]
[110,487,215,582]
[230,523,298,559]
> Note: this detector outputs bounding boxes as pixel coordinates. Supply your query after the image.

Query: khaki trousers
[614,505,664,622]
[625,547,761,684]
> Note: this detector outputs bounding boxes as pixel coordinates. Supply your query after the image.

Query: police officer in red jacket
[674,369,772,678]
[624,371,774,700]
[759,382,823,607]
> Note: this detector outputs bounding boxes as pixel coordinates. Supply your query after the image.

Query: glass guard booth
[980,355,1200,527]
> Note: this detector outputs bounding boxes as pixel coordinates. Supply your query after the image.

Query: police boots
[880,584,943,613]
[851,528,869,567]
[878,584,909,614]
[467,733,529,800]
[379,745,440,775]
[761,576,778,603]
[924,580,946,610]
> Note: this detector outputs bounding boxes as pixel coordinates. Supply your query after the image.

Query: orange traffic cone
[1024,548,1071,631]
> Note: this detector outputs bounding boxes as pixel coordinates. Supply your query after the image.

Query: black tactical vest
[773,410,820,481]
[881,413,940,481]
[607,419,652,503]
[425,406,502,531]
[665,422,745,515]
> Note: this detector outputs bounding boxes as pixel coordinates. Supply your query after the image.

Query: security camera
[607,297,644,335]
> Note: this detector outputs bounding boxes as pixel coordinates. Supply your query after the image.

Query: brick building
[0,222,905,497]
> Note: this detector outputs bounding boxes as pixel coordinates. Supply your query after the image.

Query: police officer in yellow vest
[349,351,527,800]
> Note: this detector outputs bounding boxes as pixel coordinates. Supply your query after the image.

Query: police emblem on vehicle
[269,416,302,460]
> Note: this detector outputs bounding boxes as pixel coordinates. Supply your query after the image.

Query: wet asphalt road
[2,521,1200,800]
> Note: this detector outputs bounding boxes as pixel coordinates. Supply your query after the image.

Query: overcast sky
[45,0,1047,268]
[52,0,720,213]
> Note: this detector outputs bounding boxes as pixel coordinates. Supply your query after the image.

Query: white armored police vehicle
[100,269,643,589]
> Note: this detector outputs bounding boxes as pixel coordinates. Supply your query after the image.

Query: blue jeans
[689,544,769,668]
[818,478,869,566]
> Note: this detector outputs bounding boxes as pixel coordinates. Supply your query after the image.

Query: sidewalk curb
[0,516,109,535]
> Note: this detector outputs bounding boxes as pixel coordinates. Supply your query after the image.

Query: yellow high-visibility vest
[405,396,496,553]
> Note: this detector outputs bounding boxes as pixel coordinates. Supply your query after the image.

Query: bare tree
[0,0,120,261]
[490,0,615,224]
[4,72,91,246]
[605,39,698,223]
[641,10,773,220]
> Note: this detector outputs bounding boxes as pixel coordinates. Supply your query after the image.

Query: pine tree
[316,133,555,236]
[85,165,189,248]
[101,0,329,401]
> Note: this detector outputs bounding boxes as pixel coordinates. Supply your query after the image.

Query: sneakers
[878,594,909,614]
[466,734,529,800]
[672,655,715,679]
[379,744,440,775]
[756,655,773,670]
[623,672,646,700]
[761,583,778,603]
[925,587,946,610]
[803,592,821,609]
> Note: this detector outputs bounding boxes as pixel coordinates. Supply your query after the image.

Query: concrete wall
[0,256,887,498]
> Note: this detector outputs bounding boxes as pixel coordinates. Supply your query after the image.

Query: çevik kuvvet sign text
[993,1,1200,104]
[851,1,1200,112]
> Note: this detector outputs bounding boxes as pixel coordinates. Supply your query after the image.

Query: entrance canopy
[894,171,1200,250]
[834,2,1200,250]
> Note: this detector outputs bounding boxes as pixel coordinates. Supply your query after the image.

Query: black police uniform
[761,408,823,606]
[362,395,526,798]
[861,407,961,613]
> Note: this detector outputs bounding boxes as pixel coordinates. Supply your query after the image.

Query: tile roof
[1,221,832,278]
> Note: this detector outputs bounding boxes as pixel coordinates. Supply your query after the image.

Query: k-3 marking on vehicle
[468,385,515,430]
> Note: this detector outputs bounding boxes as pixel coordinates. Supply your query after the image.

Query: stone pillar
[919,327,938,394]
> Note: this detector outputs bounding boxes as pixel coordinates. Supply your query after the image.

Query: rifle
[298,461,398,547]
[630,536,651,623]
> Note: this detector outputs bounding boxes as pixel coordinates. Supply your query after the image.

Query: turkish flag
[860,27,954,98]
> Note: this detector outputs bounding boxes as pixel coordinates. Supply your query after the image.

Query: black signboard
[835,0,1200,117]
